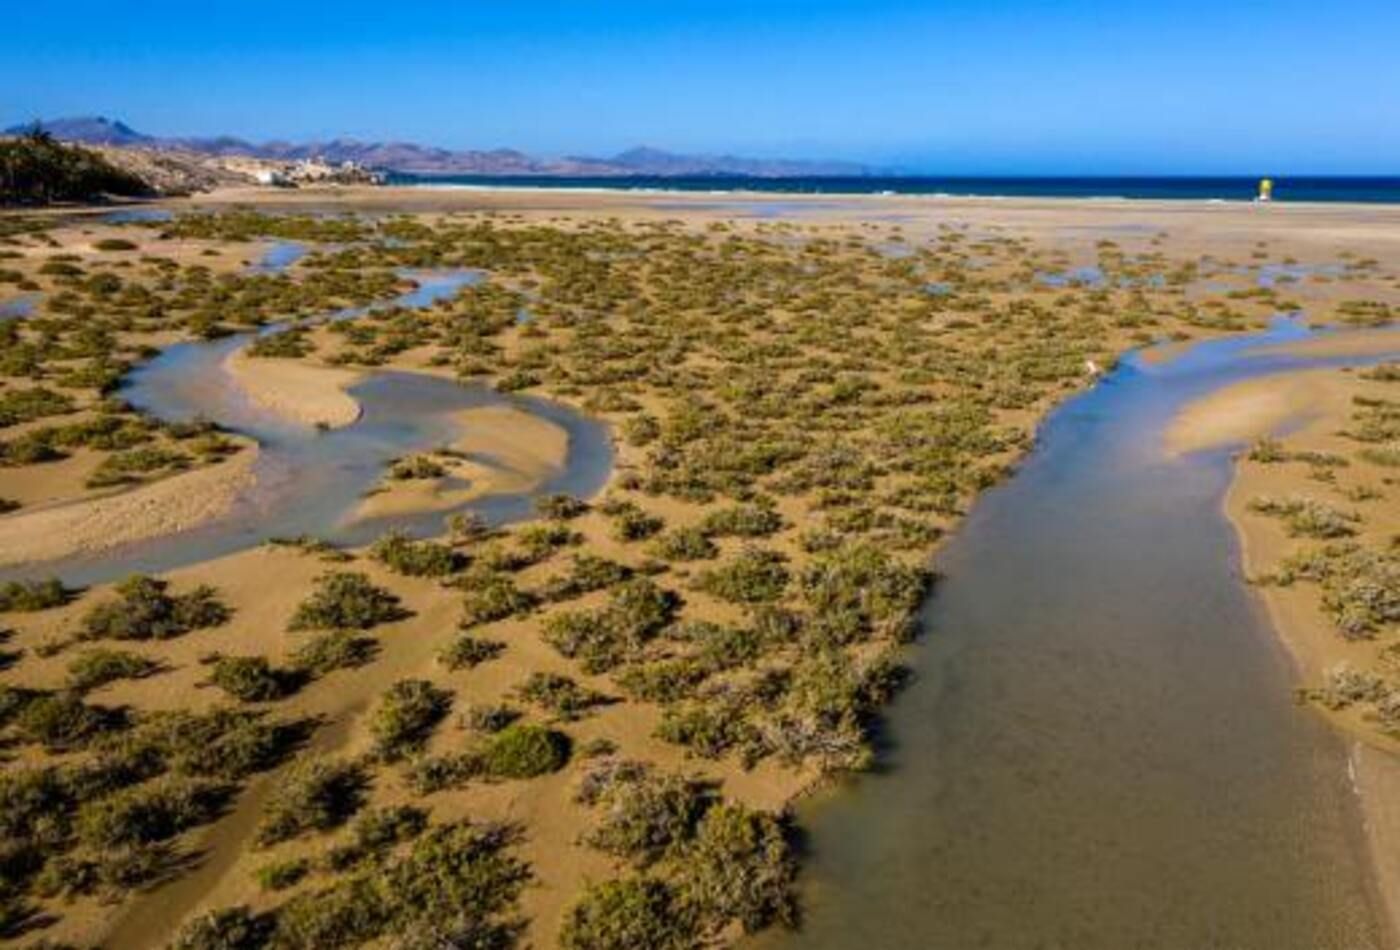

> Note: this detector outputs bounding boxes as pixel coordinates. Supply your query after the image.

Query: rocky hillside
[10,116,878,177]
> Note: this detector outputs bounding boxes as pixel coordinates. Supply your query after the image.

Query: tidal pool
[770,320,1399,950]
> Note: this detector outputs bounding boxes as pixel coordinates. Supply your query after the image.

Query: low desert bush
[256,757,367,846]
[370,679,452,760]
[370,531,464,577]
[481,723,570,778]
[288,572,407,631]
[66,648,159,692]
[438,633,505,670]
[80,574,229,641]
[208,655,302,702]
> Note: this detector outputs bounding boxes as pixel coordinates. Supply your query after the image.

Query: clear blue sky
[4,0,1398,174]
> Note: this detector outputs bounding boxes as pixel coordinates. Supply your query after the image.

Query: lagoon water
[773,324,1399,949]
[11,267,612,586]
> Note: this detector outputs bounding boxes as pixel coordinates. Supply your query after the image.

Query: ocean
[387,173,1400,204]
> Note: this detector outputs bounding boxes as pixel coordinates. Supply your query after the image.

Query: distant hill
[6,116,878,178]
[8,116,153,146]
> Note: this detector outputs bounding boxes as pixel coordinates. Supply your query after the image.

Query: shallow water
[248,239,308,273]
[772,321,1399,950]
[96,207,174,224]
[12,269,612,586]
[0,294,38,321]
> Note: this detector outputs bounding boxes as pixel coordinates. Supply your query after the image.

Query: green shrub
[14,691,115,750]
[541,579,679,673]
[541,554,633,601]
[458,571,537,626]
[607,500,665,542]
[350,803,428,851]
[66,648,159,692]
[0,386,74,428]
[80,575,229,641]
[536,493,589,519]
[256,857,309,892]
[209,655,301,702]
[38,259,83,276]
[86,445,190,487]
[171,905,273,950]
[438,633,505,670]
[516,521,582,562]
[389,454,446,479]
[656,701,755,761]
[800,544,929,640]
[462,703,520,733]
[649,527,718,562]
[583,771,711,866]
[1247,496,1358,538]
[370,679,452,760]
[1359,445,1400,468]
[123,707,301,780]
[1273,543,1400,637]
[679,804,796,933]
[0,131,151,206]
[693,548,790,604]
[0,577,72,612]
[75,776,227,849]
[256,757,367,846]
[403,752,486,794]
[94,237,139,252]
[271,820,528,949]
[617,659,709,703]
[289,630,377,675]
[370,531,463,577]
[482,723,570,779]
[288,572,406,630]
[699,503,783,538]
[516,672,609,721]
[560,876,692,950]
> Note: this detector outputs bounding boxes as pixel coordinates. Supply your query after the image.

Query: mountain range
[5,116,878,178]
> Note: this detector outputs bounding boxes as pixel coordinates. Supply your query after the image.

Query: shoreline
[1170,354,1400,945]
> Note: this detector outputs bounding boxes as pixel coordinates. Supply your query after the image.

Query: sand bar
[223,347,364,429]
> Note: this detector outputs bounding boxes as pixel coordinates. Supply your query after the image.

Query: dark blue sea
[388,173,1400,204]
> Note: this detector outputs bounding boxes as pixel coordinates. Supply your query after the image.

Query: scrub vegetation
[2,204,1391,948]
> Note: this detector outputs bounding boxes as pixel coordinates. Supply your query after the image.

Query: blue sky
[3,0,1397,173]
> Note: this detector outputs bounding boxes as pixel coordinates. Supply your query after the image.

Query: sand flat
[0,446,257,566]
[223,347,364,429]
[349,404,570,521]
[1250,326,1400,360]
[1164,368,1345,456]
